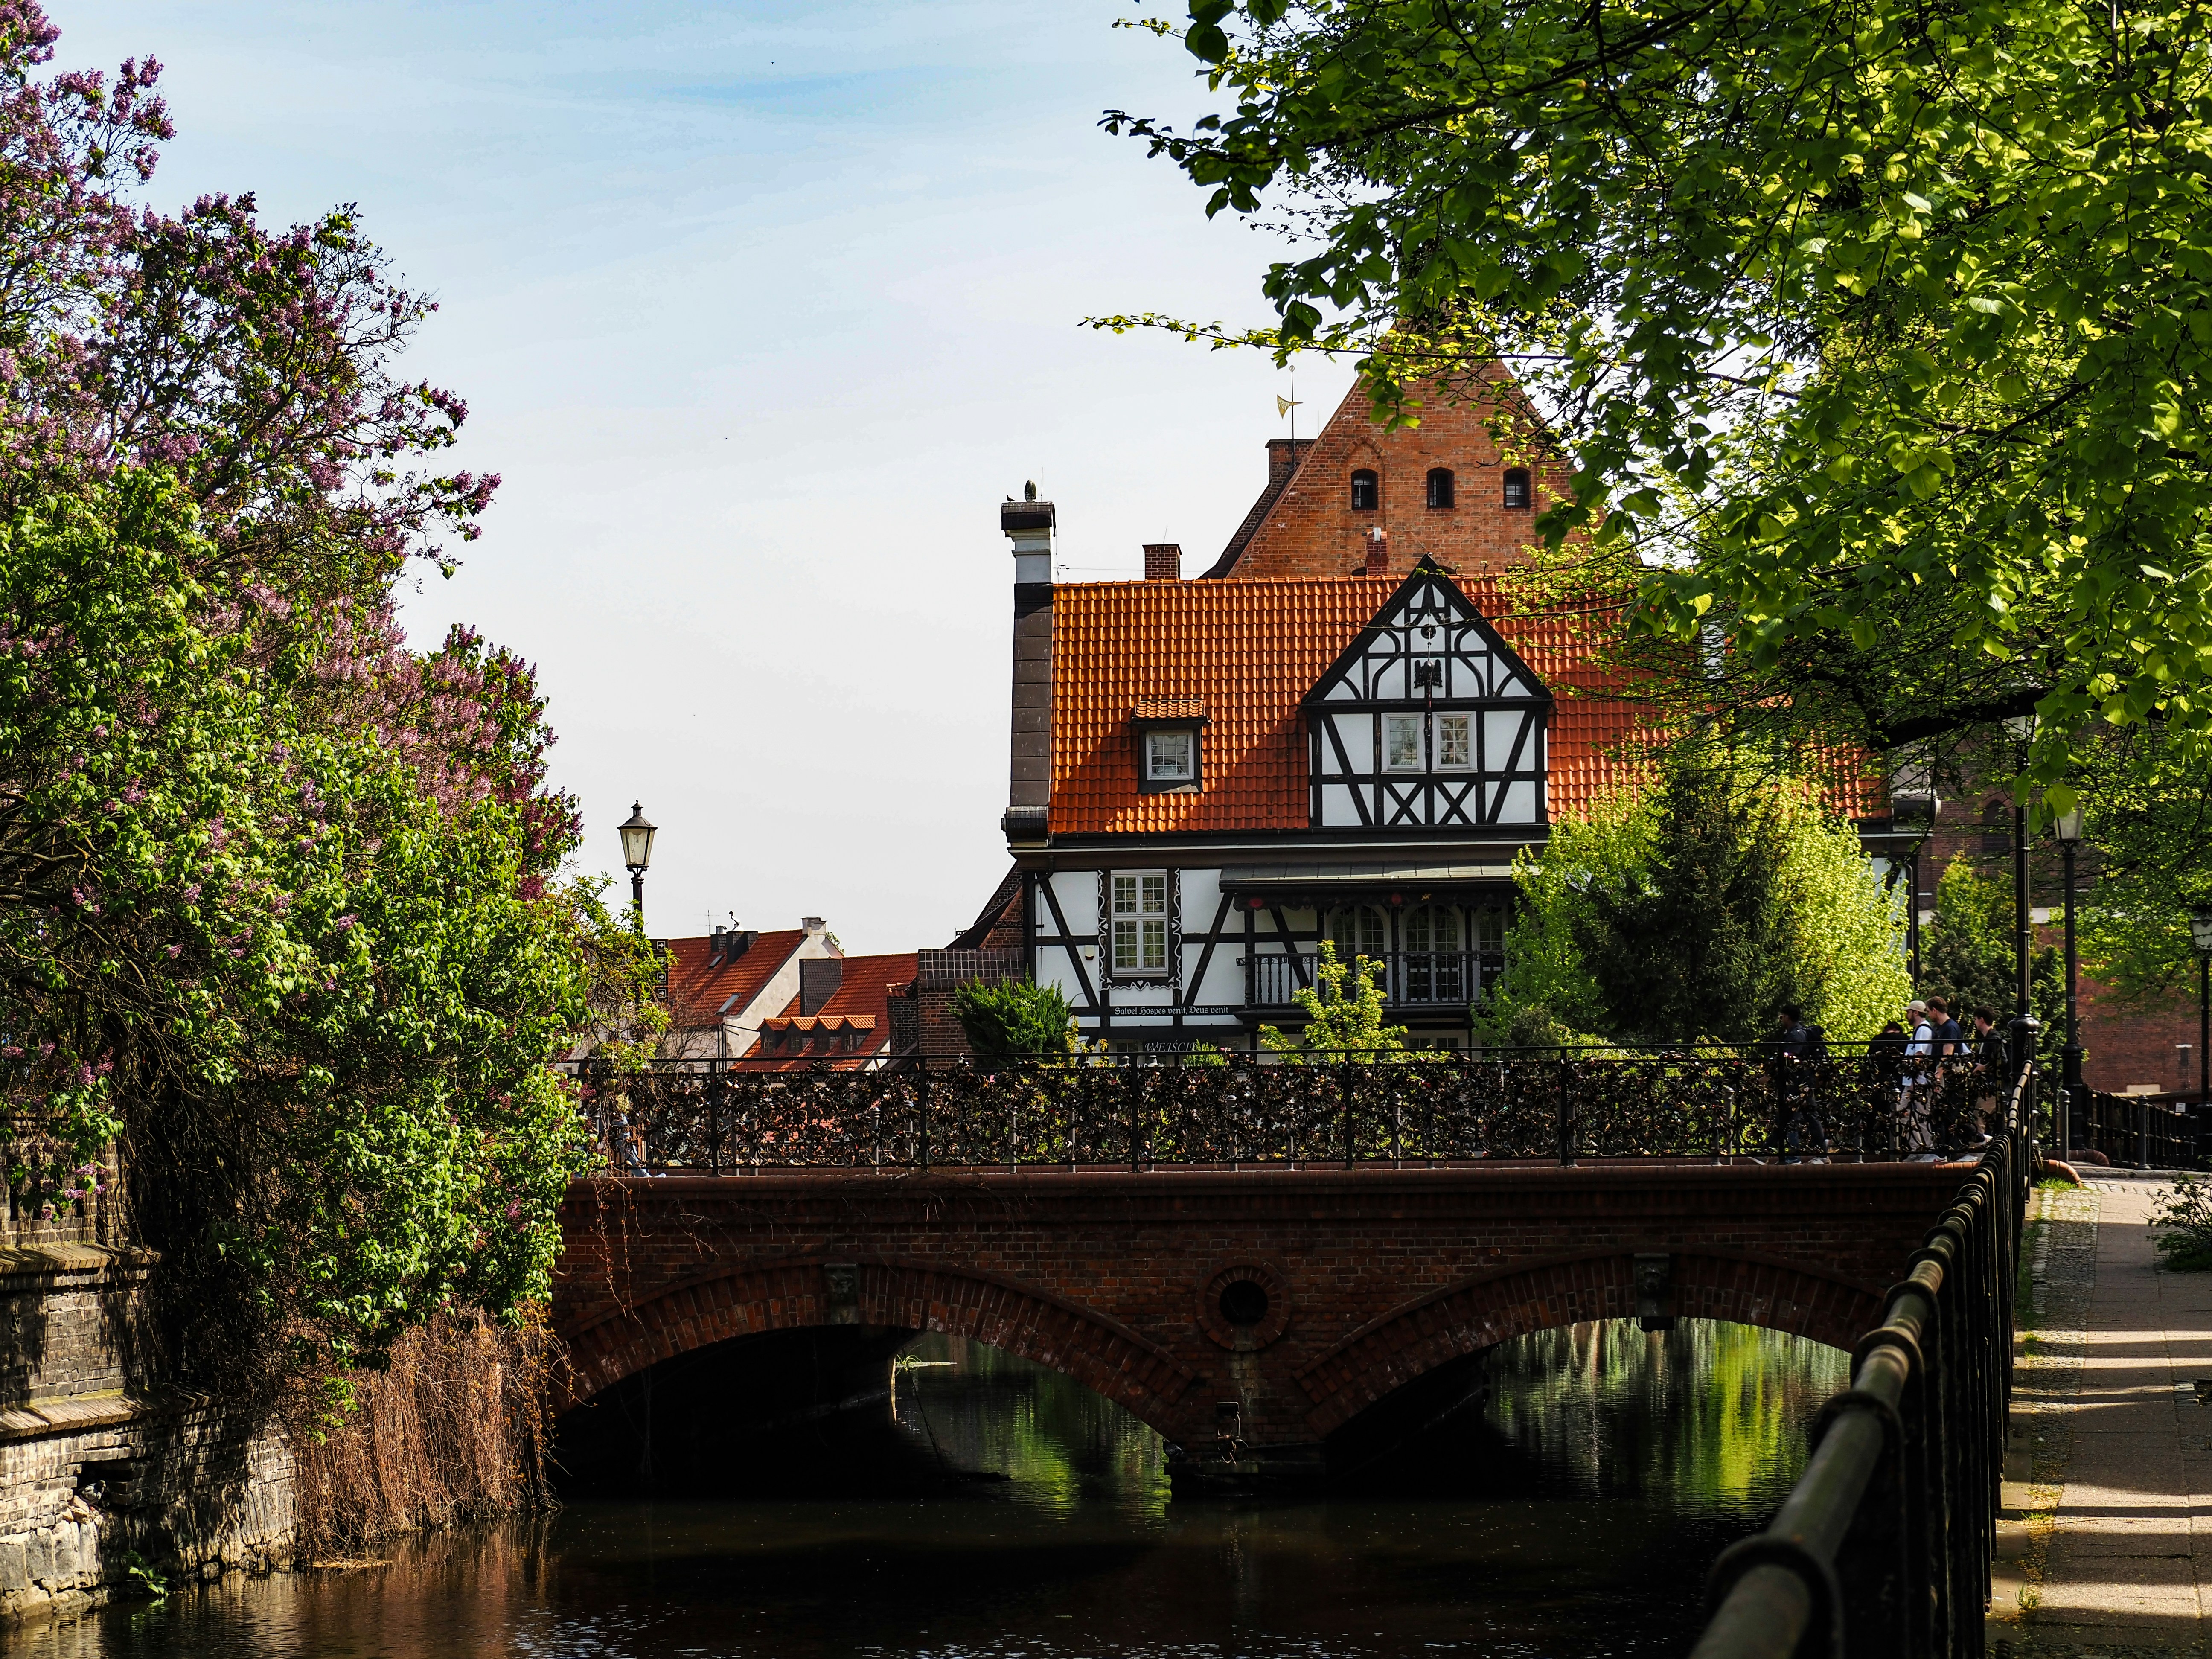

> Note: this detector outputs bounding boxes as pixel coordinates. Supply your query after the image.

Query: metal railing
[1692,1056,2036,1657]
[1244,949,1505,1007]
[2078,1089,2202,1170]
[562,1045,2020,1176]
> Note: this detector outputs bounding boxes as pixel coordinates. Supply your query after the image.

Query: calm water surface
[37,1320,1845,1659]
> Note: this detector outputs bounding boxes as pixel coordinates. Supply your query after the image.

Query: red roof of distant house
[745,951,920,1071]
[662,930,808,1028]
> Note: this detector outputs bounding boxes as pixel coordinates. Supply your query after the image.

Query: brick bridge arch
[558,1257,1199,1436]
[554,1164,1962,1454]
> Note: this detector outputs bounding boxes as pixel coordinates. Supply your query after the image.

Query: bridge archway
[558,1257,1197,1439]
[1295,1249,1882,1440]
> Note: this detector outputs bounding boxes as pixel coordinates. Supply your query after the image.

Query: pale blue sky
[65,3,1355,952]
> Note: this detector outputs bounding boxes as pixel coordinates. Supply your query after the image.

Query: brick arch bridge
[551,1163,1968,1455]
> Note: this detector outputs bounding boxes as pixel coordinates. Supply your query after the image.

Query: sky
[64,1,1358,953]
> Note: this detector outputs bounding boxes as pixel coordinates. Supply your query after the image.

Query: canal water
[37,1320,1846,1659]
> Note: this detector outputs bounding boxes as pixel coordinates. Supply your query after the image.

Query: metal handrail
[558,1045,2022,1176]
[1691,1057,2035,1657]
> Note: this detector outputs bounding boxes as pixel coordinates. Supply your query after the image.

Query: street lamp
[2192,907,2212,1107]
[618,800,657,926]
[2054,803,2086,1159]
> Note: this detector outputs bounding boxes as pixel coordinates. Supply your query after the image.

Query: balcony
[1242,950,1503,1010]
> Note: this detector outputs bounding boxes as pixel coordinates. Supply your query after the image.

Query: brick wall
[553,1163,1966,1452]
[1210,375,1578,581]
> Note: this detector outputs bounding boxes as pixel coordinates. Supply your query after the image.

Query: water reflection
[30,1319,1846,1659]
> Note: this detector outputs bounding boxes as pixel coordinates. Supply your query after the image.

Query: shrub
[2151,1175,2212,1272]
[949,977,1074,1057]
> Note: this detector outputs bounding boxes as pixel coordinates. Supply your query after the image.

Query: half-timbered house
[988,378,1890,1052]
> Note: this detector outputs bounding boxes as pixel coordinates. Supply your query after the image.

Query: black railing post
[1129,1059,1143,1173]
[917,1063,931,1173]
[1341,1056,1356,1170]
[1557,1056,1575,1168]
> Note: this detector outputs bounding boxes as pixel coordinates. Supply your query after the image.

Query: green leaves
[1116,0,2212,780]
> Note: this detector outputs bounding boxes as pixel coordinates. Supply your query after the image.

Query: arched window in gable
[1426,468,1455,509]
[1502,467,1532,510]
[1350,469,1379,511]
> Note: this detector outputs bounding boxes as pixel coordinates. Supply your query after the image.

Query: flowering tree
[0,6,638,1399]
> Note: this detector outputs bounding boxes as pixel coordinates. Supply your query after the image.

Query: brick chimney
[1001,485,1055,847]
[1266,438,1312,489]
[1364,527,1390,576]
[1143,543,1182,582]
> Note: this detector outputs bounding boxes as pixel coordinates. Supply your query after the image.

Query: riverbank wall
[0,1220,297,1620]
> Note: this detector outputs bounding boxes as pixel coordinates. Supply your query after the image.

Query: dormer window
[1502,468,1532,510]
[1132,696,1207,794]
[1350,469,1379,511]
[1426,468,1455,509]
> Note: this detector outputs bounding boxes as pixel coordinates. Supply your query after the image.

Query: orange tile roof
[744,951,920,1071]
[1050,575,1658,835]
[662,930,807,1028]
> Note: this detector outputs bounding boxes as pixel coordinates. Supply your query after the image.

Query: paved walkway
[1997,1171,2212,1656]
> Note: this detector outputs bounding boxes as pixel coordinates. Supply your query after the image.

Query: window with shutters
[1111,872,1170,977]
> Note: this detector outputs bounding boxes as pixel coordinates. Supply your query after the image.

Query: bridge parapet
[562,1046,2018,1176]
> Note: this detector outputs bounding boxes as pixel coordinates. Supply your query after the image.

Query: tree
[0,9,622,1403]
[1260,940,1412,1057]
[1105,0,2212,797]
[1479,750,1909,1042]
[949,977,1075,1057]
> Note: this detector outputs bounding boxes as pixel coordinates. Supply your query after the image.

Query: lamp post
[2054,803,2085,1159]
[618,800,657,927]
[2192,908,2212,1108]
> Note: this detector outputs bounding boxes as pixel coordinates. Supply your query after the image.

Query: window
[1502,468,1532,510]
[1384,713,1424,771]
[1403,905,1463,1000]
[1330,906,1386,963]
[1112,872,1170,976]
[1350,469,1379,511]
[1384,713,1468,771]
[1435,713,1472,770]
[1145,728,1194,783]
[1979,801,2013,856]
[1426,468,1455,509]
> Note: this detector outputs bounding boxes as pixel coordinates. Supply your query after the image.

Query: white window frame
[1434,712,1473,771]
[1382,713,1425,772]
[1144,728,1195,784]
[1111,870,1170,978]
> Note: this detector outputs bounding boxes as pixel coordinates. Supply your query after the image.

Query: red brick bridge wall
[551,1163,1969,1451]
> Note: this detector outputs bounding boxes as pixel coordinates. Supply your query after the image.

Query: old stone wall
[0,1243,295,1622]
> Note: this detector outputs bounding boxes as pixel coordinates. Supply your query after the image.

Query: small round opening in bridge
[1219,1279,1269,1327]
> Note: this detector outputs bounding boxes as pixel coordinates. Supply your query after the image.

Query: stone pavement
[1995,1171,2212,1657]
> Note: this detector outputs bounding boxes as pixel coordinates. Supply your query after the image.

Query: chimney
[1266,438,1312,489]
[802,915,826,934]
[1001,484,1055,847]
[1365,527,1390,576]
[799,956,844,1016]
[1143,543,1182,582]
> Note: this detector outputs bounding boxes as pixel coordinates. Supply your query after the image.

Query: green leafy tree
[1480,751,1909,1043]
[949,977,1075,1057]
[1916,856,2062,1061]
[1260,940,1411,1058]
[1104,0,2212,791]
[2072,733,2212,1007]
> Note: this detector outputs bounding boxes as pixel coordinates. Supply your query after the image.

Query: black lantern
[618,800,656,924]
